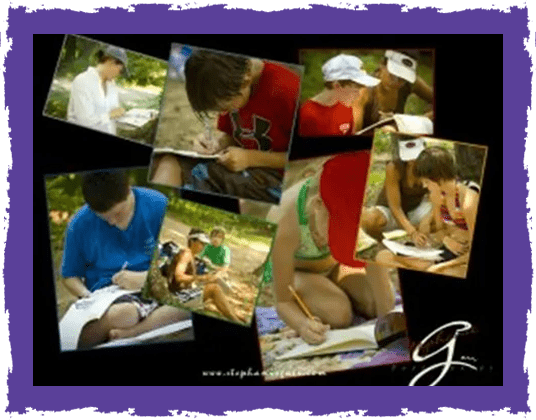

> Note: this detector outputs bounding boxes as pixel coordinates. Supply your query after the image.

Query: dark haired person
[363,50,434,128]
[299,54,380,137]
[376,146,480,277]
[67,45,128,135]
[361,135,431,246]
[61,171,188,348]
[151,50,301,203]
[167,229,241,322]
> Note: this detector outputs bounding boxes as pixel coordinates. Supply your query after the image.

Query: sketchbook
[152,147,221,160]
[382,239,443,261]
[116,108,158,128]
[94,319,193,348]
[355,114,433,136]
[277,309,406,360]
[59,285,138,351]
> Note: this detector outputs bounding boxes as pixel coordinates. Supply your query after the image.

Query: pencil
[288,285,314,321]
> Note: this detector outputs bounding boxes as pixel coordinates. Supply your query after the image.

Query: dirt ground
[153,79,218,151]
[146,214,270,325]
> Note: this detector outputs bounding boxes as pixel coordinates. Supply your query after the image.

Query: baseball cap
[384,50,417,83]
[188,232,210,244]
[398,138,425,161]
[319,151,371,268]
[322,54,380,87]
[102,45,130,77]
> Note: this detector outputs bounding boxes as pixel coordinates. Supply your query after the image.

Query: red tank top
[440,191,469,231]
[217,62,300,153]
[299,100,353,137]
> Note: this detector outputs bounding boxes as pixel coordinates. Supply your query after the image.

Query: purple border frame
[8,5,529,416]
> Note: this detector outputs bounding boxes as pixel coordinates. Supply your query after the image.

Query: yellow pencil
[288,285,314,321]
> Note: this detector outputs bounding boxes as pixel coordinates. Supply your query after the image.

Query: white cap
[188,232,210,243]
[398,138,425,161]
[385,50,417,83]
[322,54,380,87]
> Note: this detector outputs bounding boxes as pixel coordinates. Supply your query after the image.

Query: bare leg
[293,271,353,329]
[361,207,388,240]
[204,283,241,322]
[78,302,139,349]
[150,154,183,187]
[335,263,395,319]
[109,306,191,340]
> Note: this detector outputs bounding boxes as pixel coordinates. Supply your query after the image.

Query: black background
[34,34,502,385]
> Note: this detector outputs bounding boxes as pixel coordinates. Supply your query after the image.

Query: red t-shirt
[299,100,353,137]
[217,62,300,153]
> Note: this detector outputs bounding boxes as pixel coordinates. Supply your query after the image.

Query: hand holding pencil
[289,285,330,345]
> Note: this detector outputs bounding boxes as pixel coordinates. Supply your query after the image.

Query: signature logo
[409,321,478,386]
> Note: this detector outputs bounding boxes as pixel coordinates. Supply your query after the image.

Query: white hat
[385,50,417,84]
[322,54,380,87]
[188,232,210,244]
[398,138,425,161]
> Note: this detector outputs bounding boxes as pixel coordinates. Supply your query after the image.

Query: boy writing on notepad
[61,170,189,348]
[151,49,301,203]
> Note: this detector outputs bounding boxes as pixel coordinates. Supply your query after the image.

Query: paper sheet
[382,239,443,261]
[94,319,193,348]
[59,285,136,351]
[393,114,433,135]
[277,322,377,360]
[153,147,221,160]
[117,108,158,127]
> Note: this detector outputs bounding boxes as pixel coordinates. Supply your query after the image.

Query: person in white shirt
[67,45,128,135]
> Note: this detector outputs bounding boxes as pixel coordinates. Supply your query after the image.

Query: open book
[116,108,158,128]
[59,285,136,351]
[382,239,444,261]
[277,310,406,360]
[152,147,221,160]
[355,114,433,136]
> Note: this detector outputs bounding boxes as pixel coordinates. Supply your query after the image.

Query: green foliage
[122,53,167,88]
[373,129,393,154]
[43,87,70,120]
[165,192,276,246]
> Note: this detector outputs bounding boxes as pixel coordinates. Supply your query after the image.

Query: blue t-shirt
[61,187,168,292]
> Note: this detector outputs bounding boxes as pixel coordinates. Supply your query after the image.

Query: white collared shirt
[67,67,120,135]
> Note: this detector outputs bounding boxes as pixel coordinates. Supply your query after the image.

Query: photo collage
[36,35,500,385]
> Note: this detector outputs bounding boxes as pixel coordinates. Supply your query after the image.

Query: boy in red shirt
[151,49,301,203]
[299,54,380,137]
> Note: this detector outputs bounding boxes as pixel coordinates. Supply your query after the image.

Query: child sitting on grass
[198,227,231,275]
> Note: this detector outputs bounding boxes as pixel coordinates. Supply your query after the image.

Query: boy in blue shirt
[61,170,189,348]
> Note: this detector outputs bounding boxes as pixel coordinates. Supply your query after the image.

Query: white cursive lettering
[409,321,478,386]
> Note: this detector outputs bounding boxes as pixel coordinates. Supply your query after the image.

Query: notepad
[117,108,158,128]
[153,147,221,160]
[277,322,377,360]
[277,310,406,360]
[382,239,443,261]
[355,114,433,136]
[94,320,193,348]
[59,285,138,351]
